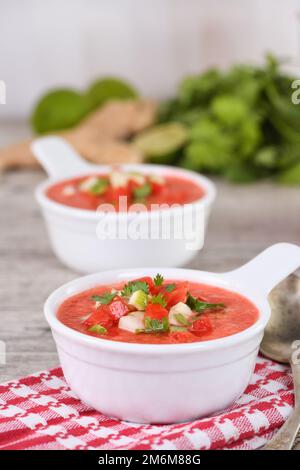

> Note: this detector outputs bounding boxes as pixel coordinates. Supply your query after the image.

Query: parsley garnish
[121,281,149,297]
[186,293,225,313]
[154,273,164,286]
[144,316,169,334]
[133,183,152,200]
[151,293,167,308]
[90,179,109,195]
[88,324,107,334]
[91,292,116,304]
[164,283,176,293]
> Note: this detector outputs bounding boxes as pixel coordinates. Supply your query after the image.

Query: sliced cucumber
[133,123,187,161]
[88,324,107,334]
[129,290,148,310]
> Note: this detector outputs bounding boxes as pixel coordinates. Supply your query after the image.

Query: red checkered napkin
[0,356,293,450]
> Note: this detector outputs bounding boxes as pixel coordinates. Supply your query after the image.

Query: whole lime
[86,77,138,111]
[31,89,88,134]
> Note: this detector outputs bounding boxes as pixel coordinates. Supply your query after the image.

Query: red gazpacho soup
[46,170,205,211]
[57,274,259,344]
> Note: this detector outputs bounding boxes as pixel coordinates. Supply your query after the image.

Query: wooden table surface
[1,123,300,385]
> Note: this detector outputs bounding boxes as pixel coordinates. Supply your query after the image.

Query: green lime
[31,89,88,134]
[86,77,138,111]
[133,123,187,162]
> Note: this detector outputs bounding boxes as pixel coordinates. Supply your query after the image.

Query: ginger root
[0,99,157,171]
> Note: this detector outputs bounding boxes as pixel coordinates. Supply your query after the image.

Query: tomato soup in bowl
[44,244,300,423]
[34,136,216,272]
[57,274,259,345]
[46,171,205,212]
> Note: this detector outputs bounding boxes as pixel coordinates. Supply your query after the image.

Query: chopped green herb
[170,325,188,333]
[133,183,152,200]
[164,283,176,292]
[151,293,167,308]
[186,293,225,313]
[90,179,109,195]
[121,281,149,297]
[154,273,164,286]
[174,313,191,326]
[143,316,169,334]
[91,292,116,304]
[88,324,107,334]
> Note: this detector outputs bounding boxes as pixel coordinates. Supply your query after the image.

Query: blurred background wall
[0,0,300,119]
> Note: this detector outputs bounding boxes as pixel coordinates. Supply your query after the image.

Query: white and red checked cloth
[0,356,294,450]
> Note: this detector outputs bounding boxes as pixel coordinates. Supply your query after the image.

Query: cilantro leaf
[90,179,109,195]
[144,316,169,334]
[151,293,167,308]
[164,283,176,292]
[91,292,116,304]
[186,293,225,313]
[154,273,164,286]
[121,281,149,297]
[133,183,152,200]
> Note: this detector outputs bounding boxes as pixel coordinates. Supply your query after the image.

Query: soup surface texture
[57,275,259,344]
[46,171,205,211]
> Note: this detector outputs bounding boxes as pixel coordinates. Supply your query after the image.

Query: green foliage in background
[156,55,300,184]
[31,78,138,134]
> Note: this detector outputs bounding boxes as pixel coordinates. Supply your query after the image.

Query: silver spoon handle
[263,362,300,450]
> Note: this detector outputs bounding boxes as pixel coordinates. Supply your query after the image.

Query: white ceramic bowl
[33,137,216,273]
[44,243,300,424]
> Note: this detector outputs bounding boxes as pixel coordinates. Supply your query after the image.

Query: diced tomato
[84,305,115,329]
[128,179,142,192]
[150,180,165,195]
[161,282,188,308]
[104,186,131,205]
[107,297,130,320]
[145,303,168,320]
[132,276,155,293]
[189,317,213,336]
[170,331,194,343]
[192,294,208,302]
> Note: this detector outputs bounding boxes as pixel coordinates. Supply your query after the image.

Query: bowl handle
[223,243,300,296]
[31,136,91,179]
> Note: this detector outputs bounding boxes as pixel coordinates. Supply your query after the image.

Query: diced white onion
[118,311,144,332]
[62,185,76,196]
[79,176,99,192]
[149,174,166,185]
[109,171,128,188]
[129,173,146,185]
[169,302,192,326]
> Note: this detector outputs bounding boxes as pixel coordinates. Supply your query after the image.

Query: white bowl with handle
[44,243,300,423]
[33,137,216,273]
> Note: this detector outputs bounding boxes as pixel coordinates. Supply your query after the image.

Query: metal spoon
[260,271,300,450]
